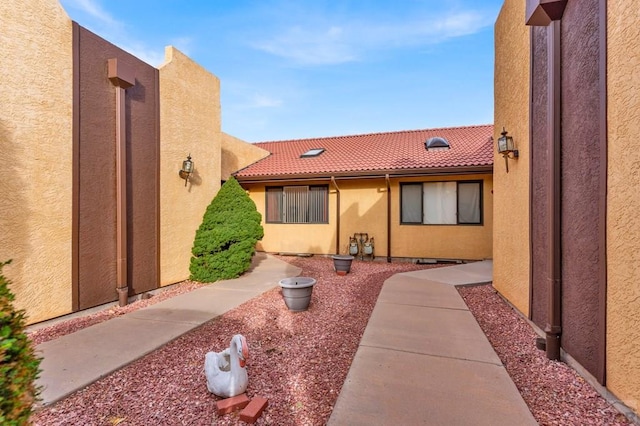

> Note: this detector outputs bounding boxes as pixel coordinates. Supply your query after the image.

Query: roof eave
[234,164,493,184]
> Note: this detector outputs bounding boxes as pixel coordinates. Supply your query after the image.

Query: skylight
[300,148,325,158]
[425,137,450,151]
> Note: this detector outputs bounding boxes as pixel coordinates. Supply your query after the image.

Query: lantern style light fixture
[497,127,519,173]
[179,154,194,186]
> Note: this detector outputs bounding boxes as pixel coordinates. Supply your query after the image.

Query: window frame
[400,180,484,226]
[265,185,329,224]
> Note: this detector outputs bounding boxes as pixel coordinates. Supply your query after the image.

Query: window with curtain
[266,185,329,224]
[400,181,482,225]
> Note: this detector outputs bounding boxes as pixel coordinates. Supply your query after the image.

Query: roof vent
[425,137,450,151]
[300,148,325,158]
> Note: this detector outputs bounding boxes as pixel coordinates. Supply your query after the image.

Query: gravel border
[29,257,634,425]
[458,284,633,426]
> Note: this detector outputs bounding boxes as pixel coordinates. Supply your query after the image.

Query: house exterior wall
[492,0,531,316]
[495,0,640,415]
[391,175,493,260]
[0,0,74,323]
[557,0,606,384]
[606,0,640,412]
[336,179,388,256]
[528,0,606,383]
[158,47,222,286]
[221,133,269,181]
[243,173,492,261]
[246,180,338,255]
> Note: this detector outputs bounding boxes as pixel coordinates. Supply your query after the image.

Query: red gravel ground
[458,284,632,426]
[30,257,435,425]
[29,257,634,425]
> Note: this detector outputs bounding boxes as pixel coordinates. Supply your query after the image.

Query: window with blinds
[266,185,329,224]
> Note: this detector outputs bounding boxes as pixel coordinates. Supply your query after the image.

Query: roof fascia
[234,165,493,184]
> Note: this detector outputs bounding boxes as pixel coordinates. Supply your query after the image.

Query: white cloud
[254,25,356,66]
[250,8,491,66]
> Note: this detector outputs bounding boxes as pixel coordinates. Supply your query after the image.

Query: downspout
[386,174,391,262]
[545,19,563,361]
[331,176,341,255]
[526,0,567,362]
[108,58,135,307]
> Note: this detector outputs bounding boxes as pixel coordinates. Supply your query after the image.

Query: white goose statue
[204,334,249,398]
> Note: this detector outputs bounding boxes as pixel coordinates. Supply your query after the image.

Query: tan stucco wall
[492,0,531,316]
[337,179,388,256]
[221,133,269,180]
[159,47,222,286]
[244,174,492,260]
[606,2,640,413]
[0,0,73,323]
[246,181,338,254]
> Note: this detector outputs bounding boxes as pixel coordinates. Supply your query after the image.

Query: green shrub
[0,260,41,425]
[190,177,264,282]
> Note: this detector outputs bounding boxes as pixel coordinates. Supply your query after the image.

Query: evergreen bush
[0,260,41,425]
[190,177,264,282]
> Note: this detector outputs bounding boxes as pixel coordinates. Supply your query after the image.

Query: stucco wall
[558,0,606,383]
[159,47,222,286]
[221,133,269,180]
[492,0,531,316]
[244,173,492,260]
[606,1,640,412]
[337,179,388,257]
[391,175,493,260]
[245,181,338,255]
[0,0,73,323]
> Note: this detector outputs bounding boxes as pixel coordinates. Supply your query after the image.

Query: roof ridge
[254,123,494,145]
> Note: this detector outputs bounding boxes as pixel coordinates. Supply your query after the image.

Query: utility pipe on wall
[108,58,135,307]
[545,20,563,361]
[385,174,391,262]
[331,176,341,255]
[525,0,567,362]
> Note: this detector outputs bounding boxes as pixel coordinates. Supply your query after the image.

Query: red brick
[215,393,250,415]
[239,396,268,423]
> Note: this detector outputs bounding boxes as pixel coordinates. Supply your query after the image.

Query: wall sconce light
[497,127,519,173]
[178,154,194,186]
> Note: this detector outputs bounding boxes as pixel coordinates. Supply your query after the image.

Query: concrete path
[34,257,537,425]
[328,261,538,426]
[35,252,301,406]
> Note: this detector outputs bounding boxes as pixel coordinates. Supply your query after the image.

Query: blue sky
[60,0,503,142]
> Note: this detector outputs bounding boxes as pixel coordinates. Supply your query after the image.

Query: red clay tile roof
[234,124,493,180]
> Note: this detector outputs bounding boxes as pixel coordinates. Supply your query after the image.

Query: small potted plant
[331,255,354,276]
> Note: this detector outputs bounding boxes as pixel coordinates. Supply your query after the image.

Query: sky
[60,0,504,143]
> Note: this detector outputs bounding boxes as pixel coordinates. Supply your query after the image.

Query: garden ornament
[204,334,249,397]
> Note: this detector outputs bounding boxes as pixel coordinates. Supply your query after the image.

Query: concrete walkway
[34,256,536,425]
[34,252,302,406]
[328,260,537,425]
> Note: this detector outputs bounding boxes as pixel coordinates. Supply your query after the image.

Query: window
[300,148,325,158]
[400,181,482,225]
[266,185,329,223]
[424,137,450,151]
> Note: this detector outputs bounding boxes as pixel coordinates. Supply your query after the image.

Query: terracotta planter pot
[278,277,316,311]
[332,255,354,276]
